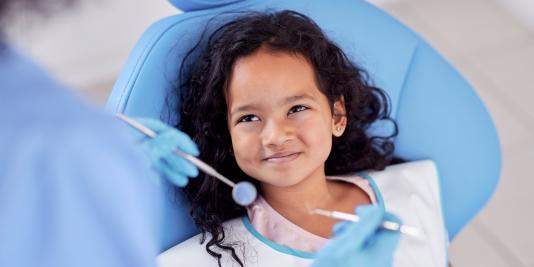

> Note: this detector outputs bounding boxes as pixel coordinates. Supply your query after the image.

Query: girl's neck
[260,167,338,217]
[258,167,372,238]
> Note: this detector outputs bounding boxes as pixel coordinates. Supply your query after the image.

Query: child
[158,10,447,267]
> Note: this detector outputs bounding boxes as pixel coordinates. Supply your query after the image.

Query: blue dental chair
[106,0,501,252]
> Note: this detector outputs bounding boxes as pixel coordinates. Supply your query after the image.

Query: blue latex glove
[136,118,199,187]
[311,205,401,267]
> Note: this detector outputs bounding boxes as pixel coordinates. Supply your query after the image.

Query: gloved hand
[311,205,401,267]
[136,118,199,187]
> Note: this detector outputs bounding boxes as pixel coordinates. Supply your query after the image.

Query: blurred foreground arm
[0,46,162,267]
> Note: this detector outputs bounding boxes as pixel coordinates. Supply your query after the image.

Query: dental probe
[307,205,426,240]
[116,113,257,206]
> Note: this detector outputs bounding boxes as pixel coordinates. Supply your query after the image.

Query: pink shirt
[245,175,377,252]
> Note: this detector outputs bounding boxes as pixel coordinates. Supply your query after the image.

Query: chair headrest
[168,0,243,11]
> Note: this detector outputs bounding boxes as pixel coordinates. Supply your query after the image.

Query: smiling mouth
[264,152,301,163]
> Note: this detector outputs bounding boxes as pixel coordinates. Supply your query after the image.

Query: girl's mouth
[264,152,301,163]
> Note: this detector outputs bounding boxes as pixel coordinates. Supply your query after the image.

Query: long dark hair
[176,10,398,266]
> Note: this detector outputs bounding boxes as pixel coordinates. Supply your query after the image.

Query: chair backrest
[106,0,501,252]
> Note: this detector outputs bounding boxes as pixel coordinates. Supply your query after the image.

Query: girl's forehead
[227,49,323,106]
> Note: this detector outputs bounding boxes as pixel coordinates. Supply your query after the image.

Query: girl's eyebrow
[230,94,316,117]
[282,94,316,105]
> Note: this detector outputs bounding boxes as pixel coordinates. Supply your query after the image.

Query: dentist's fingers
[332,221,349,235]
[333,205,385,250]
[137,118,199,156]
[364,212,402,254]
[164,154,199,178]
[156,161,189,187]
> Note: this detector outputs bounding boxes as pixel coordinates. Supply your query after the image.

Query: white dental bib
[158,160,448,267]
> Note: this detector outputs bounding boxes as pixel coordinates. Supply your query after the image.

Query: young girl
[158,10,447,267]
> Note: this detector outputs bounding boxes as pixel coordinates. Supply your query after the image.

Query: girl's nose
[260,119,293,148]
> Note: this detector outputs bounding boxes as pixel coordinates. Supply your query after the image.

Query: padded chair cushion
[169,0,243,11]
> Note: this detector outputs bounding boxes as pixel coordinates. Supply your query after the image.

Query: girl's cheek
[292,112,327,130]
[233,121,262,134]
[231,128,260,154]
[289,113,313,127]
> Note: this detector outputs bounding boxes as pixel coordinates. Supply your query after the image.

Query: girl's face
[226,48,346,188]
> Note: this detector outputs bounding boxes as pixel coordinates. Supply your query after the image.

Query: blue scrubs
[0,44,161,267]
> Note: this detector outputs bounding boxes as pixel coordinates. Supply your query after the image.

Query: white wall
[7,0,179,90]
[496,0,534,32]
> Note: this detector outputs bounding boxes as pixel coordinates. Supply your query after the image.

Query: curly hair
[176,10,398,267]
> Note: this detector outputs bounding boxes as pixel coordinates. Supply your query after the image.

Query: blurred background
[6,0,533,266]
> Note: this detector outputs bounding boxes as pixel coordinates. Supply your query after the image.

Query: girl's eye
[288,105,309,115]
[237,115,259,123]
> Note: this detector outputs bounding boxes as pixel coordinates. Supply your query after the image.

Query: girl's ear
[332,96,347,137]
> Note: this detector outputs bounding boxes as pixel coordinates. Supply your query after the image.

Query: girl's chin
[257,174,308,188]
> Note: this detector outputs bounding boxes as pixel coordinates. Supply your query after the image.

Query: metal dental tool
[116,113,257,206]
[306,204,426,240]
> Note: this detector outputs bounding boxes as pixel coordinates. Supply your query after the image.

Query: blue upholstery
[106,0,501,252]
